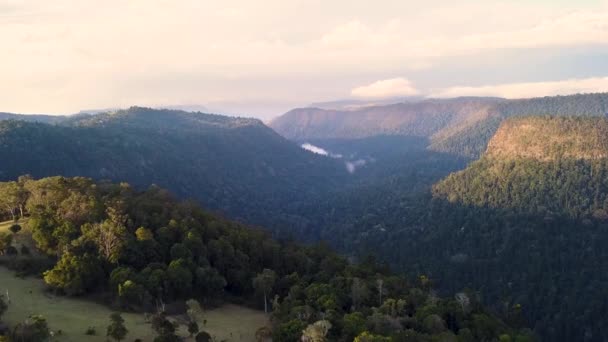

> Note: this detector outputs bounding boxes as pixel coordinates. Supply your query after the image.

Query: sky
[2,0,608,120]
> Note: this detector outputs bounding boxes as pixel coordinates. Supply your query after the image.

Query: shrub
[9,225,21,234]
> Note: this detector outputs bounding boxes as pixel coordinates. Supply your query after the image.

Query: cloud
[345,159,367,174]
[301,143,329,156]
[351,78,419,98]
[431,76,608,99]
[1,1,608,115]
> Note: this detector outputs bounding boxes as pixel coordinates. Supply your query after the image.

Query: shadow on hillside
[352,197,608,342]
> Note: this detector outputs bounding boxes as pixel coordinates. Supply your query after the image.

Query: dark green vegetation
[271,93,608,158]
[0,176,531,341]
[0,107,347,228]
[301,116,608,341]
[4,94,608,341]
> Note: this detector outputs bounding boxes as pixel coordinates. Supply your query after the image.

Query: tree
[343,312,366,341]
[0,296,7,319]
[151,312,180,342]
[252,269,277,314]
[255,326,272,342]
[301,320,332,342]
[9,224,21,234]
[135,227,154,241]
[0,233,13,255]
[195,331,212,342]
[94,221,127,264]
[353,331,391,342]
[0,182,22,221]
[351,277,369,310]
[273,319,306,342]
[376,278,384,306]
[43,251,104,295]
[455,292,471,314]
[10,315,50,342]
[188,321,199,337]
[107,312,128,341]
[118,280,146,307]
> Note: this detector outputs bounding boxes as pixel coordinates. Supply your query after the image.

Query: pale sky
[2,0,608,119]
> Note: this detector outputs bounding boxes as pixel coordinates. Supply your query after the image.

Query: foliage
[106,313,128,341]
[0,176,526,341]
[0,107,348,230]
[9,225,21,234]
[10,315,50,342]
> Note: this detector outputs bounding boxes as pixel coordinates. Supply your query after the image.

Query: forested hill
[0,176,534,341]
[485,116,608,161]
[322,116,608,341]
[271,93,608,158]
[433,116,608,218]
[0,107,348,227]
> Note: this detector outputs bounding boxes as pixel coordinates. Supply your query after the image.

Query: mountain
[307,97,423,110]
[271,93,608,158]
[270,97,500,142]
[0,107,348,228]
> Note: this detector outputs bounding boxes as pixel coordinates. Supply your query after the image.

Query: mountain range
[271,93,608,158]
[3,93,608,340]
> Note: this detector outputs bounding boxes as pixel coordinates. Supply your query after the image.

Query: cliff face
[485,116,608,161]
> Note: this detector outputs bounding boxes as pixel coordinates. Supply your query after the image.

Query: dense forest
[0,176,533,341]
[0,107,349,230]
[2,96,608,341]
[290,116,608,341]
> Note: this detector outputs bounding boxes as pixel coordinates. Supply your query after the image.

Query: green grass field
[0,219,268,341]
[0,267,268,341]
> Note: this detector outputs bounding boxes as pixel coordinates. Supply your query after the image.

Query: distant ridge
[271,93,608,158]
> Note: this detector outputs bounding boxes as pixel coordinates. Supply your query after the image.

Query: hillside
[433,116,608,218]
[0,176,532,342]
[0,107,348,227]
[485,116,608,161]
[271,93,608,158]
[302,116,608,341]
[270,97,500,141]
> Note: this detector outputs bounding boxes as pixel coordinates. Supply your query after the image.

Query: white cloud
[301,143,329,156]
[431,76,608,99]
[345,159,367,174]
[352,78,419,98]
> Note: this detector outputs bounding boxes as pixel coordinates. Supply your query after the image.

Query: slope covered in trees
[280,116,608,341]
[434,116,608,218]
[271,93,608,158]
[0,107,348,228]
[0,176,533,341]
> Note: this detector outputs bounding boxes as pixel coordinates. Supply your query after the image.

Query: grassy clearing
[0,267,268,342]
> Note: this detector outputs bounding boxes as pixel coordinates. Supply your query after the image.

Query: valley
[1,93,608,341]
[4,2,608,341]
